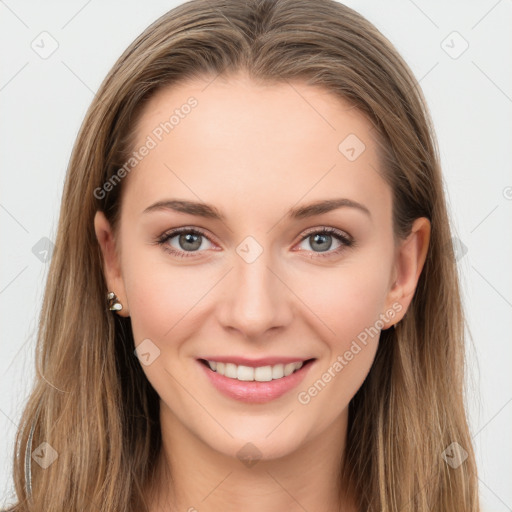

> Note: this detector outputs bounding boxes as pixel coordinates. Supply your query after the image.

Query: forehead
[122,73,390,223]
[133,73,376,153]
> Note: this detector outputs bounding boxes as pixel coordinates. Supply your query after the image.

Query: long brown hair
[4,0,479,510]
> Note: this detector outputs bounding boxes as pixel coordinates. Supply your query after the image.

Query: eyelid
[156,226,214,243]
[298,226,353,243]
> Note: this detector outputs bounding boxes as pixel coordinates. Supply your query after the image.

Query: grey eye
[299,233,342,253]
[168,231,212,252]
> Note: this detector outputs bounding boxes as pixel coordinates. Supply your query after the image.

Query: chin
[199,423,310,464]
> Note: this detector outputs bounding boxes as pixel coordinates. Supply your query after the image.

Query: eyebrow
[142,198,371,221]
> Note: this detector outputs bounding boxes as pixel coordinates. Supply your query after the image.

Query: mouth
[198,358,316,382]
[197,357,316,403]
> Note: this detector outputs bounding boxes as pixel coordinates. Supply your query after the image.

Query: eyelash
[155,226,354,259]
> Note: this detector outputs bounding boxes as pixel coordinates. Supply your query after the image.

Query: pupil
[311,233,331,252]
[180,233,201,251]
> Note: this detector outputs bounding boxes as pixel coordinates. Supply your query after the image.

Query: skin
[94,72,430,512]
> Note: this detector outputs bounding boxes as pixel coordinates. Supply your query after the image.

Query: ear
[94,210,130,317]
[382,217,431,328]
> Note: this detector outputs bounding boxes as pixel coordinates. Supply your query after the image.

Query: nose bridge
[217,238,292,337]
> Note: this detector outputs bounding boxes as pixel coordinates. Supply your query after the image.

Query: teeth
[284,362,297,376]
[225,363,238,379]
[206,360,305,381]
[254,366,272,382]
[272,364,284,379]
[237,365,254,381]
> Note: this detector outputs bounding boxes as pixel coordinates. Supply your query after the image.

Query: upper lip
[198,356,315,367]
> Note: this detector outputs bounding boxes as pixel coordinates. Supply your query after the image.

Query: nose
[216,249,294,340]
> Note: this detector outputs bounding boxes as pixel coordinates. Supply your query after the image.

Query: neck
[144,402,358,512]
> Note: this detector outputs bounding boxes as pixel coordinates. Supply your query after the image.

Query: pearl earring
[107,291,123,311]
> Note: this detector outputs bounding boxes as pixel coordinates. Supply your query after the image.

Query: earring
[107,291,123,311]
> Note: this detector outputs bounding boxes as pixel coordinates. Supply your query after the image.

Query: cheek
[294,255,392,344]
[122,254,213,411]
[293,282,385,430]
[124,260,207,343]
[119,225,218,341]
[291,253,391,409]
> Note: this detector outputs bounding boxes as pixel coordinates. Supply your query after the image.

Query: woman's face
[95,73,428,461]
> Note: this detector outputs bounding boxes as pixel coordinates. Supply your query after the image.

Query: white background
[1,1,511,510]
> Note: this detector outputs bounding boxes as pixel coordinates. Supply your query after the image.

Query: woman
[4,0,480,510]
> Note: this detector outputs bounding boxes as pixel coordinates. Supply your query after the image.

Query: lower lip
[197,359,315,403]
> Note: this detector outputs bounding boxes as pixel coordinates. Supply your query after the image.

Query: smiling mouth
[198,358,316,382]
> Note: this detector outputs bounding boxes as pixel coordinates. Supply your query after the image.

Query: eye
[295,227,353,258]
[156,227,214,258]
[155,226,354,259]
